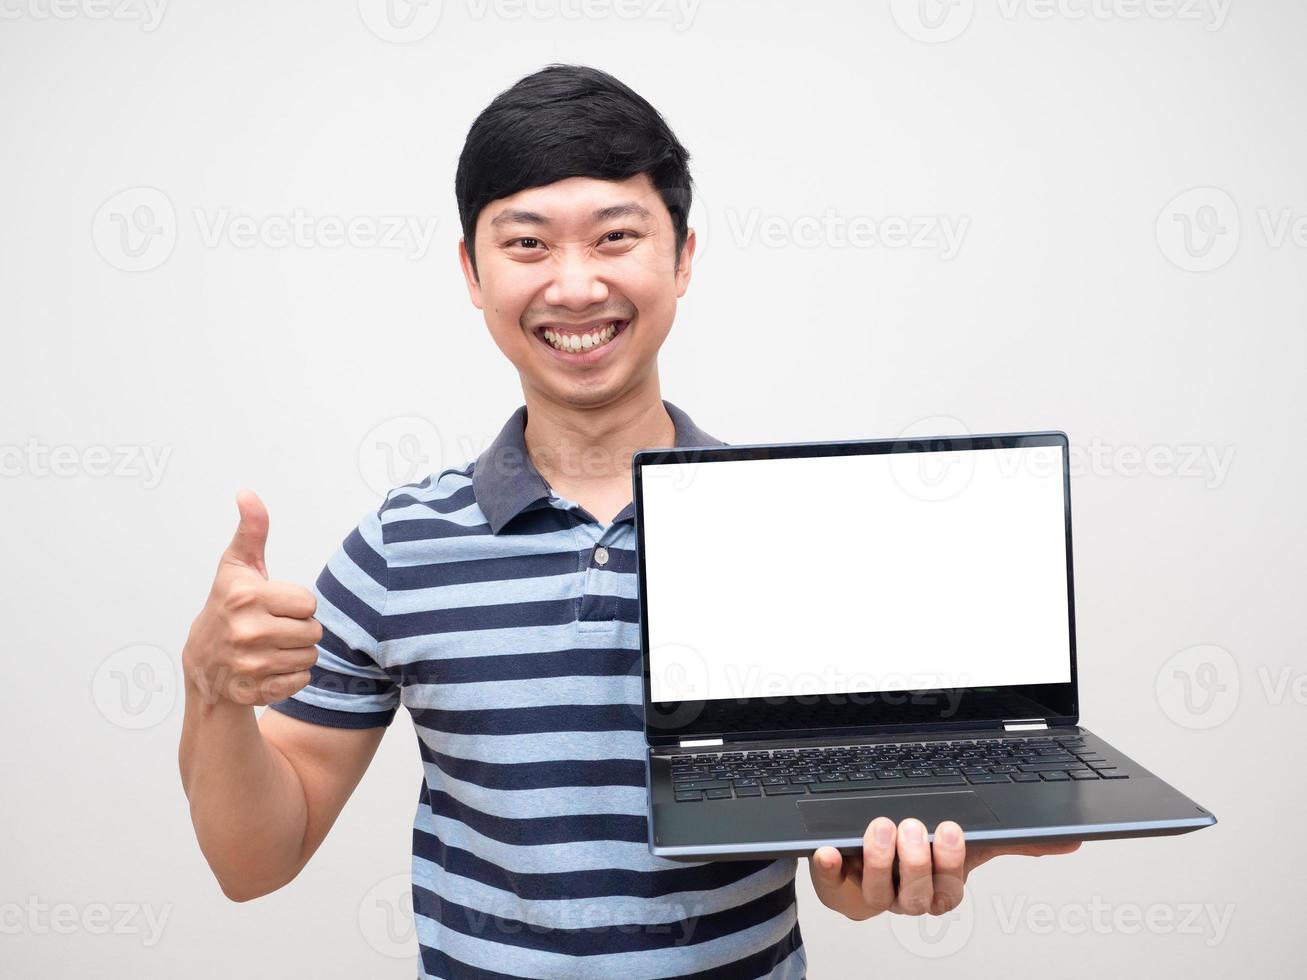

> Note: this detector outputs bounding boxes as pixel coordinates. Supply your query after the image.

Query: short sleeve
[267,499,400,729]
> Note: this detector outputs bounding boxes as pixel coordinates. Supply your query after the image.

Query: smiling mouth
[533,318,630,354]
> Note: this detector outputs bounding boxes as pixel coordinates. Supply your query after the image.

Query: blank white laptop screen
[642,444,1073,703]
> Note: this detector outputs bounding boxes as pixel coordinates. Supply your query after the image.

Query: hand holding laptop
[807,816,1080,920]
[635,432,1215,861]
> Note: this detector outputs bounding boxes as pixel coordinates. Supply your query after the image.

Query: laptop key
[678,780,730,791]
[902,774,967,787]
[704,788,733,800]
[809,774,967,794]
[674,791,703,802]
[1020,762,1087,773]
[734,785,761,797]
[1039,771,1071,781]
[1011,773,1042,782]
[1098,770,1129,779]
[808,779,884,793]
[965,773,1012,784]
[764,783,806,795]
[1069,770,1099,780]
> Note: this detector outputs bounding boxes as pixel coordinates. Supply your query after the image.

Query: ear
[674,227,696,299]
[458,238,484,309]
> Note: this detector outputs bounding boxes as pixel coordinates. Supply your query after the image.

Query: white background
[645,445,1071,701]
[2,1,1303,977]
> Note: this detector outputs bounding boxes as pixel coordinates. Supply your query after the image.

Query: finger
[232,614,322,653]
[250,669,313,705]
[264,615,324,650]
[268,646,320,673]
[930,821,967,914]
[860,817,897,913]
[810,846,847,888]
[224,489,269,578]
[894,818,934,915]
[964,839,1083,876]
[225,666,311,705]
[261,580,318,620]
[808,847,859,915]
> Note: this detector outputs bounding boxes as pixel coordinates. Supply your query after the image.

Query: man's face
[460,173,695,409]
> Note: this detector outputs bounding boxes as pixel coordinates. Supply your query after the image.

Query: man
[178,64,1078,978]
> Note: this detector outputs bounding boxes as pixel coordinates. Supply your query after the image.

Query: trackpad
[798,791,999,835]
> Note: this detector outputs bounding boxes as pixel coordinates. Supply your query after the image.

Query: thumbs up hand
[183,490,324,708]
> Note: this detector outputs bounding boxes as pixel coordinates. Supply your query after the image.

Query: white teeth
[542,321,622,353]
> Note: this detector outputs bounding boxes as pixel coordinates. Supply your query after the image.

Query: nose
[543,250,609,310]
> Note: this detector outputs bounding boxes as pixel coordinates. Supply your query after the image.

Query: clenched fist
[183,489,323,708]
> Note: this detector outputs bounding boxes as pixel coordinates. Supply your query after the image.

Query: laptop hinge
[678,737,724,748]
[1003,718,1049,732]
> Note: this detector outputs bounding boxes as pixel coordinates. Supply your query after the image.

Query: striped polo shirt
[269,399,807,979]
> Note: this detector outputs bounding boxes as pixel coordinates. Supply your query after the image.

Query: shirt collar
[472,399,725,534]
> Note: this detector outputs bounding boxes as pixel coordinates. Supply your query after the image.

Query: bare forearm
[179,674,309,901]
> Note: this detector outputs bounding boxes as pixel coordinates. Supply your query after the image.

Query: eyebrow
[489,201,653,228]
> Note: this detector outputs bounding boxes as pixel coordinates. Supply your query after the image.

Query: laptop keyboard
[667,734,1127,802]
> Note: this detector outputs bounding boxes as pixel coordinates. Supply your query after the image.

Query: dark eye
[514,237,541,249]
[602,230,642,246]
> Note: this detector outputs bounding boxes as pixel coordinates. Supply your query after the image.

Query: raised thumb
[225,488,270,578]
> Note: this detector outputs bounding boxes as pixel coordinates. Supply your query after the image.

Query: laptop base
[648,727,1216,862]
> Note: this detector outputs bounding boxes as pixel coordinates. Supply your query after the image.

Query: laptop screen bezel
[632,430,1080,746]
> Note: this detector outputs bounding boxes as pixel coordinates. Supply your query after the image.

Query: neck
[522,374,675,488]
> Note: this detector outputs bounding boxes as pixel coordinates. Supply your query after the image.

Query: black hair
[455,64,693,277]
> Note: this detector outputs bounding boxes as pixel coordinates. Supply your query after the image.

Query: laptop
[632,430,1217,861]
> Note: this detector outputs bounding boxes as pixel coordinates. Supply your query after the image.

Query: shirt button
[593,546,609,566]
